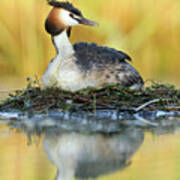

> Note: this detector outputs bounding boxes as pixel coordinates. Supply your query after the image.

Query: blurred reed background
[0,0,180,86]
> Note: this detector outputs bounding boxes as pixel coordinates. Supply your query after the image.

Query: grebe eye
[69,13,74,18]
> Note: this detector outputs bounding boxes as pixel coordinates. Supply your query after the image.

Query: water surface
[0,116,180,180]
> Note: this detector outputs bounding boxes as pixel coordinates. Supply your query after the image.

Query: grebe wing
[73,42,131,71]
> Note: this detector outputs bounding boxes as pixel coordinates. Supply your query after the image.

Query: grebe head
[45,1,98,36]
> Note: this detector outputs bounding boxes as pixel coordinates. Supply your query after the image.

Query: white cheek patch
[60,9,79,26]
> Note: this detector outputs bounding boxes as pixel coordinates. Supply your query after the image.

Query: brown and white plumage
[42,1,144,91]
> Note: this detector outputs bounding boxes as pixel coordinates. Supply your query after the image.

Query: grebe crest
[42,1,144,91]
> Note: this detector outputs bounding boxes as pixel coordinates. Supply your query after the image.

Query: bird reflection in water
[44,128,144,180]
[9,120,144,180]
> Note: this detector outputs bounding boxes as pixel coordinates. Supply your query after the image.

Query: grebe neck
[52,30,74,59]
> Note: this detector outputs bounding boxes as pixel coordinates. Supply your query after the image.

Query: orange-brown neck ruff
[45,8,67,36]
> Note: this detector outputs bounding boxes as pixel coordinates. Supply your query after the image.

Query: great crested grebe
[42,1,144,91]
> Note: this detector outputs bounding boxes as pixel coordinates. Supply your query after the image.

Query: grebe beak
[79,17,99,26]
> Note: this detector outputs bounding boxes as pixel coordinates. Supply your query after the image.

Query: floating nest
[0,78,180,114]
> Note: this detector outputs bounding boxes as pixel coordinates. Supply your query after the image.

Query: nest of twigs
[0,78,180,113]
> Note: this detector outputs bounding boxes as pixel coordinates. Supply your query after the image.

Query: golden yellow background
[0,0,180,86]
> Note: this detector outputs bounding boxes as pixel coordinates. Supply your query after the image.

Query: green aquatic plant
[0,78,180,113]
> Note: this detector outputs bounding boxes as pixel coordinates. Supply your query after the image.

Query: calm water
[1,82,180,180]
[0,116,180,180]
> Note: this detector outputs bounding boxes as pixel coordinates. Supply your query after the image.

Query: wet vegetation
[0,78,180,114]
